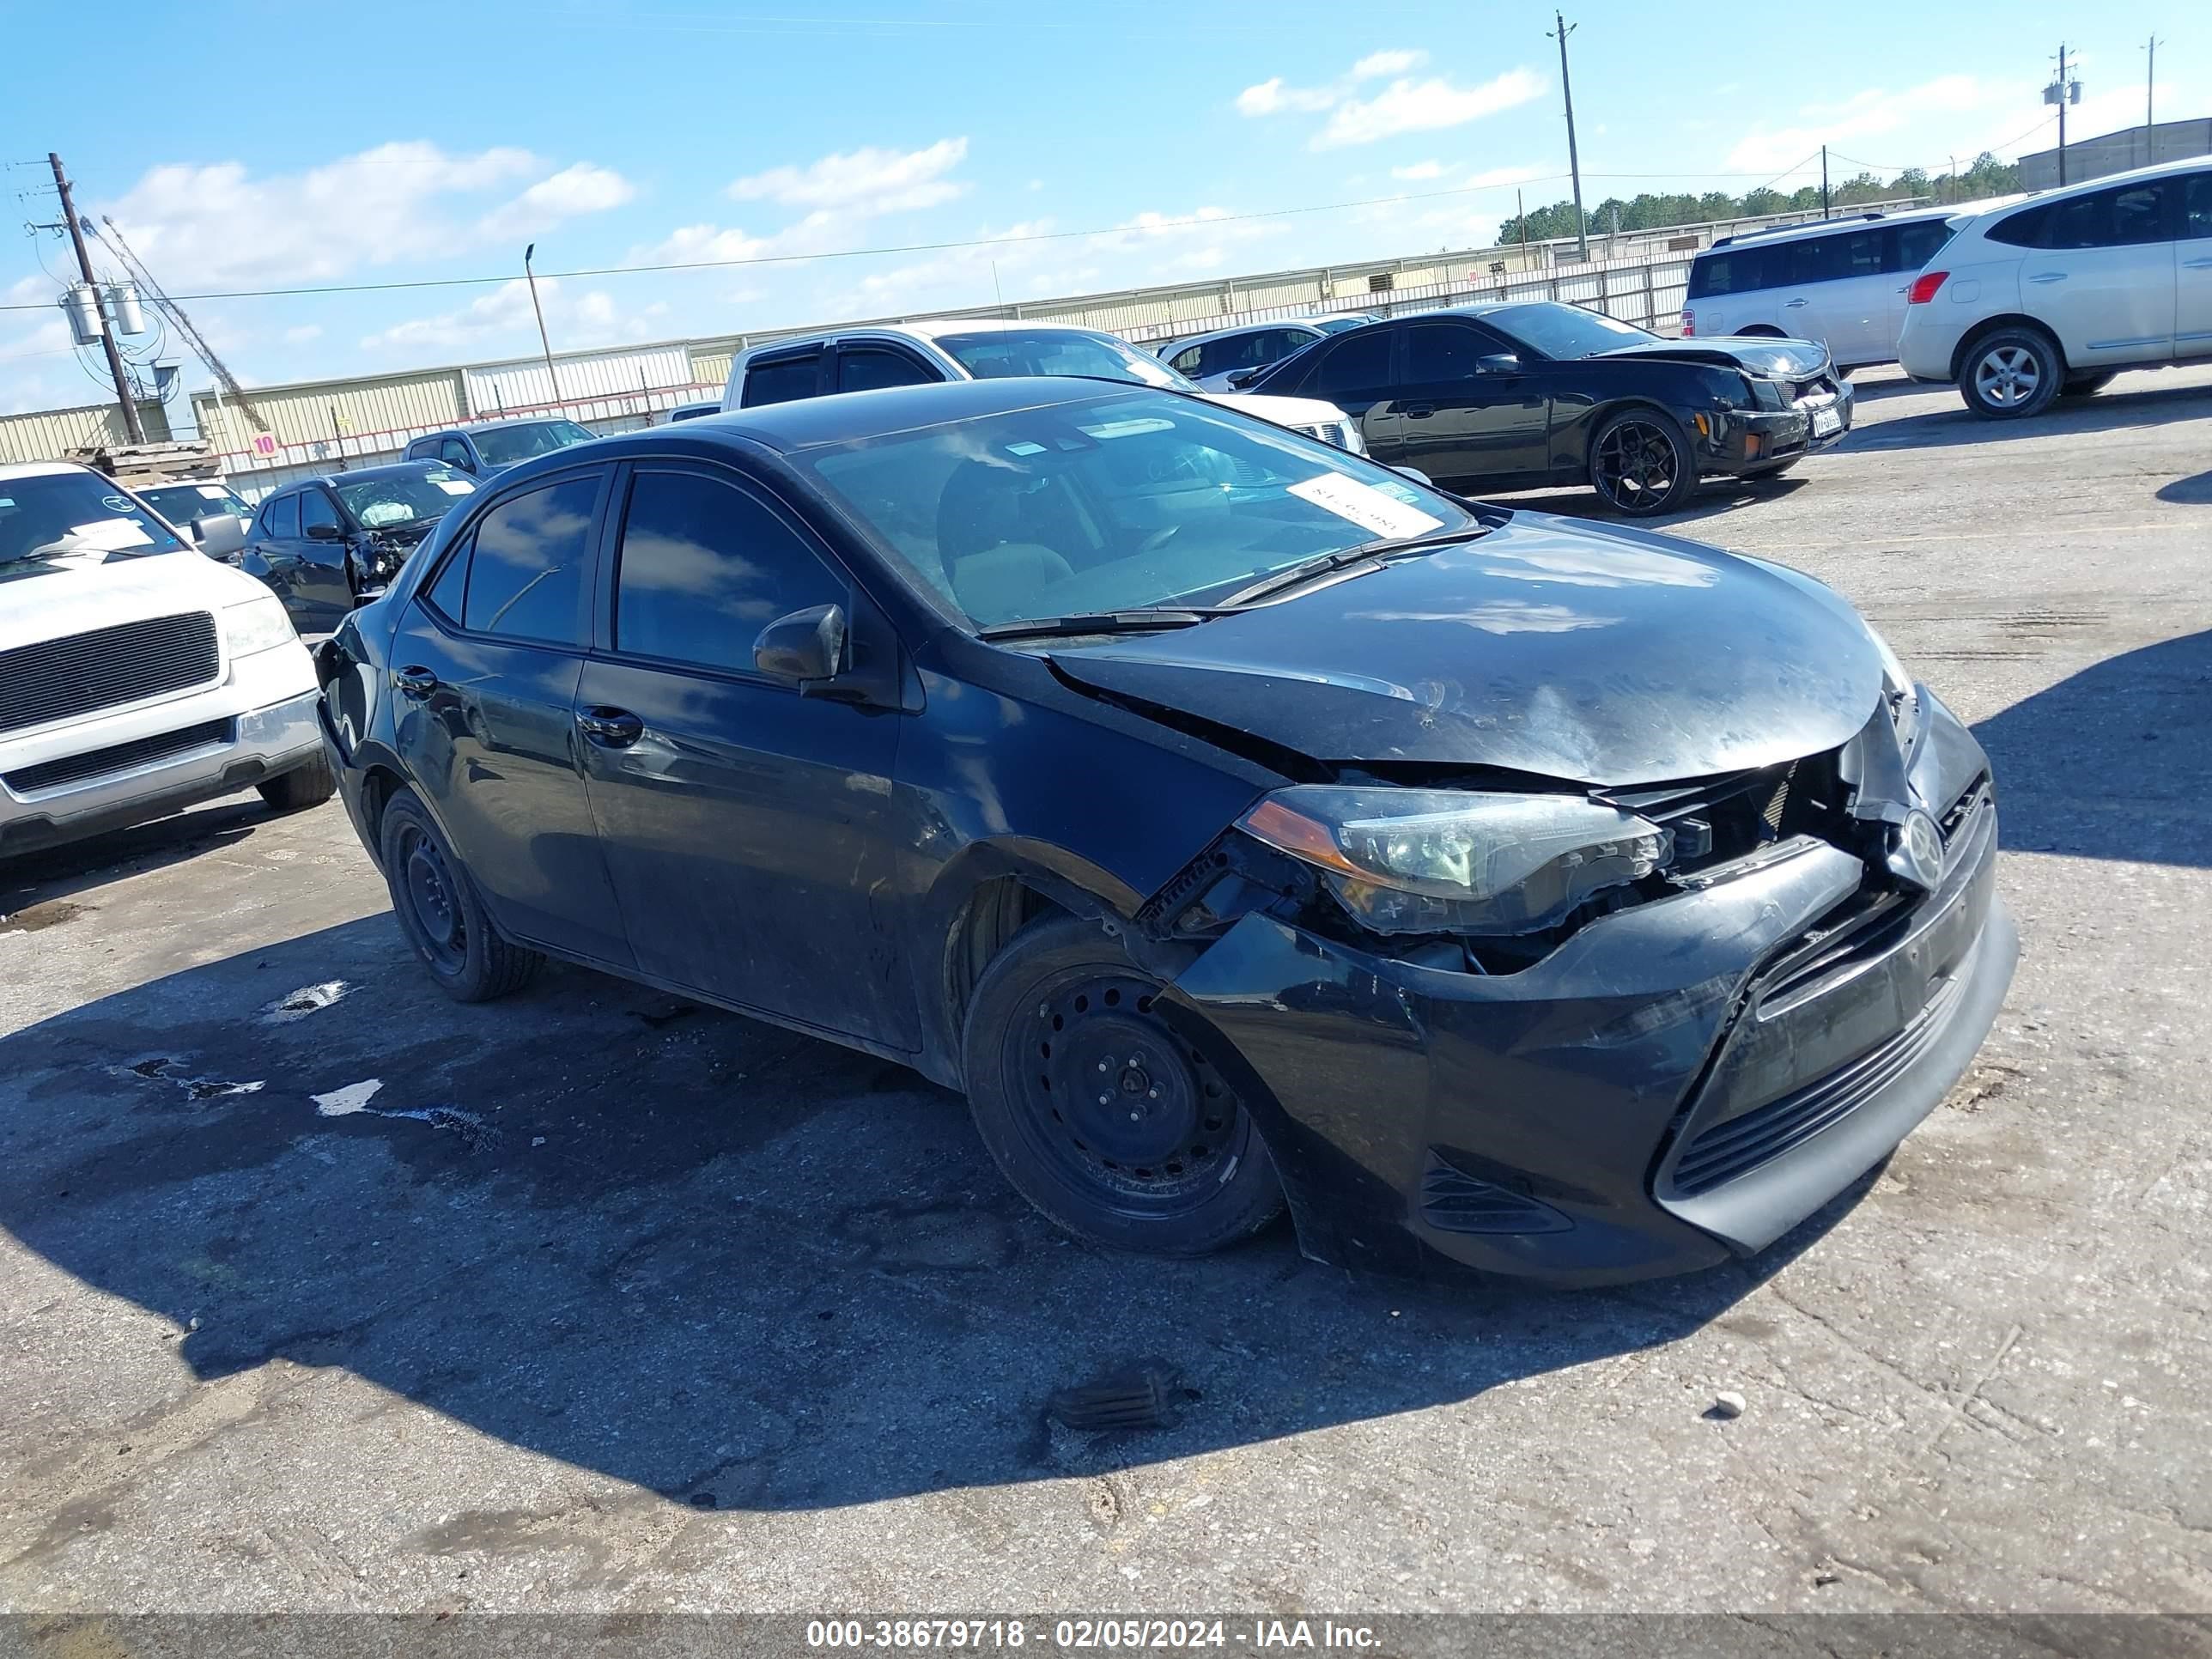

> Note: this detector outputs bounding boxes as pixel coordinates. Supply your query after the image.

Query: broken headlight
[1239,787,1673,936]
[1868,624,1921,752]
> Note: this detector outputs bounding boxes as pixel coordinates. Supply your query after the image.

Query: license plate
[1812,408,1843,438]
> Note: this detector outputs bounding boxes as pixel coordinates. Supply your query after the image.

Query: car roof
[460,416,580,433]
[742,316,1119,357]
[1953,154,2211,222]
[1161,320,1333,352]
[292,460,456,489]
[1,460,98,483]
[576,375,1153,456]
[1705,205,1960,250]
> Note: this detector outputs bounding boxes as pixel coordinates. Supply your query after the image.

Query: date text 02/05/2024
[804,1620,1381,1650]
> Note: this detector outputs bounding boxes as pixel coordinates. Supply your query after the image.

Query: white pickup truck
[1,460,332,857]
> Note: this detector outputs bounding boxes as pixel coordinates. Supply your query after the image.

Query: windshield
[1313,316,1375,334]
[337,467,477,528]
[1485,302,1656,360]
[140,482,253,526]
[471,420,597,466]
[1,471,188,574]
[935,328,1193,391]
[801,391,1476,629]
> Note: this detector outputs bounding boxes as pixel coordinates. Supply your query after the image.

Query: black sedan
[314,377,2012,1285]
[240,462,477,635]
[1242,301,1853,515]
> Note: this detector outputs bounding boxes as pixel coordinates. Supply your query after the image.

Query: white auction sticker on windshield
[434,480,472,495]
[197,484,230,500]
[1288,472,1443,538]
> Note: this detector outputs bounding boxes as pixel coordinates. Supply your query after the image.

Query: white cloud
[1392,160,1449,180]
[360,276,664,356]
[476,162,636,244]
[100,143,539,289]
[729,138,969,214]
[1235,47,1429,117]
[1723,76,2001,173]
[1313,67,1547,149]
[283,324,323,344]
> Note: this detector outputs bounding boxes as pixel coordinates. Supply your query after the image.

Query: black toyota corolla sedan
[314,376,2013,1285]
[1240,301,1853,516]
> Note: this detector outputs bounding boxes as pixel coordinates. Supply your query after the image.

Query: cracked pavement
[2,366,2209,1614]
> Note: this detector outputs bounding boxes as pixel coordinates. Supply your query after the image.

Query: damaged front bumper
[1162,694,2013,1286]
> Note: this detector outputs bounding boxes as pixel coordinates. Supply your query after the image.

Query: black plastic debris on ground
[1046,1362,1192,1432]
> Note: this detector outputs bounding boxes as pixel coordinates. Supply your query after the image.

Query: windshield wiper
[977,607,1234,642]
[1219,526,1493,608]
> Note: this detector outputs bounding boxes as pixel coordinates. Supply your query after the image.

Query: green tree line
[1498,153,2024,245]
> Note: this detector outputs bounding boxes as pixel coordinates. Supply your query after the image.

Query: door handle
[393,665,439,701]
[1784,298,1808,308]
[2027,271,2067,283]
[577,707,644,748]
[1402,403,1436,419]
[2185,258,2212,270]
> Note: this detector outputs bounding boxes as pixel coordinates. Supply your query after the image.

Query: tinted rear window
[743,354,823,407]
[1309,328,1394,396]
[461,475,600,645]
[1688,246,1776,299]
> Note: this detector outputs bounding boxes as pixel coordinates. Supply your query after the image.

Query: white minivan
[1897,155,2212,418]
[1,461,332,857]
[1683,209,1964,372]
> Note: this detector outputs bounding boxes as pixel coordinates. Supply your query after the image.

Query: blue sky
[2,0,2202,410]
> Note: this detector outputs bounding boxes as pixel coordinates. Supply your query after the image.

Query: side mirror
[193,515,246,557]
[1224,368,1261,390]
[753,603,847,687]
[1476,352,1522,375]
[1392,466,1434,487]
[305,520,344,542]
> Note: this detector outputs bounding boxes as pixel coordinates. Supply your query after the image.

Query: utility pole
[1547,12,1588,263]
[2048,44,2079,185]
[48,153,145,444]
[1820,145,1831,219]
[523,243,561,410]
[2145,35,2162,163]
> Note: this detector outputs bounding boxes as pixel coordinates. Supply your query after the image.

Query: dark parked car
[1244,300,1855,515]
[240,462,477,635]
[316,378,2014,1285]
[402,417,598,478]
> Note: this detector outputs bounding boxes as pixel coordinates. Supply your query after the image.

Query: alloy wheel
[1973,344,2043,409]
[1593,418,1683,513]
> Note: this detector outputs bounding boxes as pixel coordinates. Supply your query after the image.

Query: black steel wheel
[1589,409,1697,516]
[376,787,542,1002]
[962,916,1283,1255]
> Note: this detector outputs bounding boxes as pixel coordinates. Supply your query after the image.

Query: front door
[1393,319,1551,489]
[292,485,356,633]
[1298,325,1404,462]
[388,465,634,967]
[2018,179,2177,368]
[574,463,916,1048]
[2173,169,2212,361]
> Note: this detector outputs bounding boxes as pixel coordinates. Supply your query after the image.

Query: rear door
[2016,179,2177,367]
[740,348,830,407]
[2173,170,2212,360]
[1393,317,1550,489]
[574,461,915,1046]
[1785,227,1889,366]
[245,490,314,625]
[387,465,634,966]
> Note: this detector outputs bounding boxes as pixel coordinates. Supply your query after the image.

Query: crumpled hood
[1043,512,1883,787]
[1598,336,1832,379]
[0,550,261,654]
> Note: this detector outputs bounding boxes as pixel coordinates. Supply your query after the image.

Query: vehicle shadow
[2156,470,2212,506]
[2,792,283,918]
[1844,378,2212,453]
[0,915,1860,1517]
[1493,475,1810,531]
[1971,629,2212,869]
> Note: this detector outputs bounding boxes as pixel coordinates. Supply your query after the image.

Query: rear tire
[258,753,336,812]
[377,786,542,1002]
[1589,408,1698,516]
[1960,325,2062,420]
[2061,371,2116,398]
[961,915,1284,1255]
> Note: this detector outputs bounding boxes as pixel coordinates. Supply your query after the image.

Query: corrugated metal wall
[465,343,695,417]
[0,399,168,465]
[196,368,467,459]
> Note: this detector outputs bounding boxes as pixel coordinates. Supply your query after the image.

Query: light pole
[1547,12,1589,263]
[523,243,561,410]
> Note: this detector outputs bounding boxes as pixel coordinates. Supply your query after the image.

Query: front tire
[258,752,336,812]
[1960,326,2062,419]
[961,915,1284,1255]
[1589,408,1698,516]
[377,787,542,1002]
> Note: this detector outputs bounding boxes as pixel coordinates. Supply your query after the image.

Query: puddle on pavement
[1,899,88,934]
[313,1079,499,1150]
[261,980,352,1024]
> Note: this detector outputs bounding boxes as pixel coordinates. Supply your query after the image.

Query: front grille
[1603,751,1850,877]
[3,717,232,794]
[0,612,222,736]
[1669,968,1966,1194]
[1790,375,1839,405]
[1295,421,1356,452]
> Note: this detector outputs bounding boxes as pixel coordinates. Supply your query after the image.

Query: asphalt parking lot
[3,365,2209,1618]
